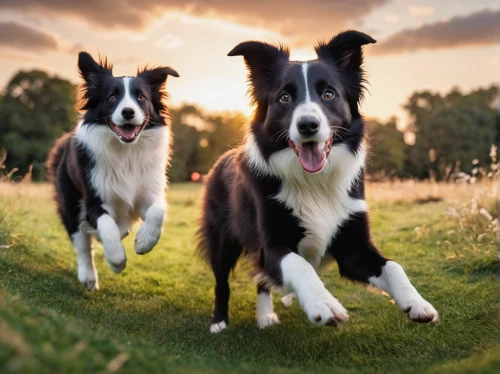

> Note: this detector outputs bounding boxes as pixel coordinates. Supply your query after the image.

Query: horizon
[0,0,498,129]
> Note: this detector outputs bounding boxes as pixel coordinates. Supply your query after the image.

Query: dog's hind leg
[56,162,99,290]
[72,223,99,291]
[256,283,279,329]
[208,236,242,333]
[330,212,438,323]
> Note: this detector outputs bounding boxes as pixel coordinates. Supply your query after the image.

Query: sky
[0,0,499,128]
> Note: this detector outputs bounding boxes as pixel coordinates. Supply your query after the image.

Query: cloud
[0,0,388,46]
[155,34,183,49]
[385,14,400,23]
[0,21,60,52]
[373,9,500,55]
[409,5,435,16]
[0,52,39,62]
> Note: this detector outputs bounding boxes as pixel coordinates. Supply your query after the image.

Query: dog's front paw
[134,222,162,255]
[302,289,348,326]
[404,299,438,323]
[103,242,127,273]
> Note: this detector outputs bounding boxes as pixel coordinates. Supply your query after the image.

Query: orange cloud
[409,5,435,17]
[373,9,500,55]
[0,21,60,52]
[0,0,388,46]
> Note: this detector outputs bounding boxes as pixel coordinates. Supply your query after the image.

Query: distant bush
[403,86,498,180]
[0,70,77,180]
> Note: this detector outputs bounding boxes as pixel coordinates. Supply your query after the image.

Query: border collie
[47,52,179,290]
[199,30,438,333]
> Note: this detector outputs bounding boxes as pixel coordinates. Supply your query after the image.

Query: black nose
[121,108,135,120]
[297,117,319,136]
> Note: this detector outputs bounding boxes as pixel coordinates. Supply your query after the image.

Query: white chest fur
[245,135,367,269]
[75,124,170,224]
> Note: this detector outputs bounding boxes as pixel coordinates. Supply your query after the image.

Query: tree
[404,86,498,179]
[0,70,77,180]
[169,105,203,181]
[168,105,245,181]
[366,117,406,178]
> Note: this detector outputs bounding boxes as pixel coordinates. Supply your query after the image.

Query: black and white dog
[47,52,178,290]
[199,31,438,333]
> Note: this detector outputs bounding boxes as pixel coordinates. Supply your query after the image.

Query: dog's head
[78,52,179,144]
[229,30,375,173]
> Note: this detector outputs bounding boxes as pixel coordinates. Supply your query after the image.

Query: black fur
[199,31,387,328]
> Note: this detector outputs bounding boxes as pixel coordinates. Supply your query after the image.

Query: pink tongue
[298,142,326,173]
[120,125,137,140]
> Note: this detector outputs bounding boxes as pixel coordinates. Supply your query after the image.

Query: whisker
[93,115,111,122]
[276,132,290,144]
[270,129,289,144]
[269,129,287,141]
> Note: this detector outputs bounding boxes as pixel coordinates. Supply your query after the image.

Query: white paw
[210,321,227,334]
[257,313,280,329]
[281,293,295,308]
[404,299,439,323]
[107,259,126,273]
[77,265,99,291]
[134,222,162,255]
[103,242,127,273]
[302,289,348,326]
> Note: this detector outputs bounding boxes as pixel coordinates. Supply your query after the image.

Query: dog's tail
[46,133,72,184]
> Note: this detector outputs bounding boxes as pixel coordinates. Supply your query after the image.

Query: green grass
[0,183,499,373]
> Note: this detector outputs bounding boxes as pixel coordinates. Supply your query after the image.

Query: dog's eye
[108,95,117,102]
[322,90,335,100]
[279,93,291,103]
[137,94,146,102]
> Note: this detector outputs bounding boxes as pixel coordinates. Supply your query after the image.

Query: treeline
[0,70,245,181]
[0,69,497,181]
[169,105,245,181]
[367,86,498,180]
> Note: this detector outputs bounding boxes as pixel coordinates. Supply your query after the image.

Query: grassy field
[0,181,498,373]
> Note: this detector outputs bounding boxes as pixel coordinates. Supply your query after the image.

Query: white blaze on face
[288,63,330,144]
[288,63,332,174]
[111,77,145,126]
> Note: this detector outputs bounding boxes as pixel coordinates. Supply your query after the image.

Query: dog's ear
[316,31,375,116]
[137,66,179,91]
[78,52,113,88]
[78,52,113,110]
[228,41,289,104]
[138,67,179,114]
[315,30,375,72]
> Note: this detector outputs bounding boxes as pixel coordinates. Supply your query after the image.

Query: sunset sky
[0,0,498,128]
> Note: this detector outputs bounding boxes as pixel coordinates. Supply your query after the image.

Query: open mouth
[288,137,333,173]
[106,120,148,143]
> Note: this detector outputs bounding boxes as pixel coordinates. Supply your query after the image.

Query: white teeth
[289,138,333,155]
